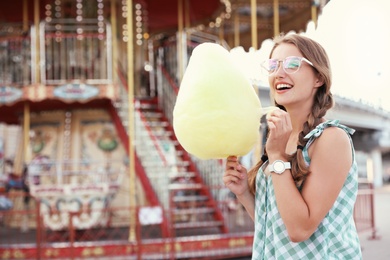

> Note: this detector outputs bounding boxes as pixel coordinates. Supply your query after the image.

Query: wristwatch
[269,160,291,174]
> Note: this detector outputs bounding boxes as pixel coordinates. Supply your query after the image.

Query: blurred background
[0,0,389,259]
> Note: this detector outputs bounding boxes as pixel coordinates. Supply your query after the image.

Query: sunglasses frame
[262,56,314,75]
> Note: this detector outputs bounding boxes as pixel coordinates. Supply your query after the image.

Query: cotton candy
[173,43,264,159]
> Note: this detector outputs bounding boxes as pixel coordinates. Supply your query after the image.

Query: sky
[231,0,390,111]
[312,0,390,111]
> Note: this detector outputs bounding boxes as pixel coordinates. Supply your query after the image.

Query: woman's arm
[269,127,352,242]
[236,189,255,221]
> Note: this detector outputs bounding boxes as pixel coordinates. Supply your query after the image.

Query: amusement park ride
[0,0,327,259]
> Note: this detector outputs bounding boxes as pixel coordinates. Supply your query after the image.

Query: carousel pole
[111,0,118,82]
[126,0,137,242]
[250,0,260,164]
[23,0,28,32]
[219,21,224,43]
[184,0,191,62]
[234,11,240,47]
[23,0,30,168]
[20,0,38,171]
[34,0,40,83]
[184,0,190,30]
[22,0,31,215]
[178,0,184,80]
[273,0,280,37]
[250,0,258,49]
[311,0,318,27]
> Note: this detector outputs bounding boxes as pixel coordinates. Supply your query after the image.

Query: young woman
[223,34,362,259]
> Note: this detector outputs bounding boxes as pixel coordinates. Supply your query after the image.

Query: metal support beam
[34,0,40,83]
[111,0,118,81]
[250,0,257,49]
[273,0,280,37]
[126,0,136,242]
[178,0,184,80]
[234,12,240,47]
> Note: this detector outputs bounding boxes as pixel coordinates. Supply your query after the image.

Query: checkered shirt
[252,120,362,259]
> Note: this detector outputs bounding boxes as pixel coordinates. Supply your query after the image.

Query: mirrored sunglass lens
[268,60,278,72]
[284,57,301,71]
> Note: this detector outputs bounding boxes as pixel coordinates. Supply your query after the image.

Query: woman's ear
[314,74,324,88]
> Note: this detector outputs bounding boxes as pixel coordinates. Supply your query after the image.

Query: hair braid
[291,88,333,185]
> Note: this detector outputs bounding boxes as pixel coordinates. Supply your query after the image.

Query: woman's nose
[274,63,286,77]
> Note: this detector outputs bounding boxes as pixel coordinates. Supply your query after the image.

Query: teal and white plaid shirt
[252,120,362,259]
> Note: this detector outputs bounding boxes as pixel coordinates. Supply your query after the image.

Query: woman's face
[268,43,323,110]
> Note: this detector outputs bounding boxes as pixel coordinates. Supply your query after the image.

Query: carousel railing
[0,32,32,87]
[0,187,254,259]
[0,180,376,259]
[113,64,169,209]
[134,102,171,210]
[1,19,113,87]
[354,179,378,239]
[36,19,112,86]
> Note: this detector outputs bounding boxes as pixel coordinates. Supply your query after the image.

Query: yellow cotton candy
[173,43,262,159]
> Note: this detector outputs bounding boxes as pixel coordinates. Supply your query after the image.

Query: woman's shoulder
[317,126,351,145]
[308,123,353,163]
[305,119,354,159]
[304,119,355,141]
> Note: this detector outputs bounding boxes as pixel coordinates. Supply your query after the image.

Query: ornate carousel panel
[26,110,129,230]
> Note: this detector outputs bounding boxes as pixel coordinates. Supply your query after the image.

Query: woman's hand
[266,108,292,157]
[223,156,249,196]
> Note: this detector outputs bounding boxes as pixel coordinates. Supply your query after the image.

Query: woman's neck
[286,107,310,133]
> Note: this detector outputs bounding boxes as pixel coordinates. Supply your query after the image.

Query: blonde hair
[247,34,334,194]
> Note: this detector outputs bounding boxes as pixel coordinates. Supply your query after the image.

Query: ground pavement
[359,184,390,259]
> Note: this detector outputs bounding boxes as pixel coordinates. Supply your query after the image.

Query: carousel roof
[0,0,222,33]
[145,0,222,34]
[0,0,319,49]
[141,0,318,48]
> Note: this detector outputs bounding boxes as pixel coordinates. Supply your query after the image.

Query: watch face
[274,161,285,173]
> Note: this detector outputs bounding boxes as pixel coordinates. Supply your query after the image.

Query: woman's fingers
[223,174,241,186]
[226,155,238,163]
[224,156,246,183]
[266,109,291,133]
[224,157,249,195]
[226,156,239,169]
[223,170,247,188]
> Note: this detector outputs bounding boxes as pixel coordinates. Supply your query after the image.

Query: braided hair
[247,34,333,195]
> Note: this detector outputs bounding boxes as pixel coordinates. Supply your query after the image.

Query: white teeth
[276,84,292,90]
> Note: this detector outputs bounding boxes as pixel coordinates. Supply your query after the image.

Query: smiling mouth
[276,83,292,90]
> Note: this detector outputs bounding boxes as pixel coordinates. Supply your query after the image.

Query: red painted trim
[112,68,170,237]
[0,235,253,259]
[107,102,159,207]
[160,66,180,95]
